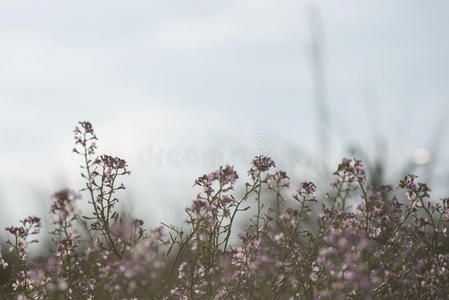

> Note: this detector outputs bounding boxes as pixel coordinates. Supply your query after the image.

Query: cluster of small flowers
[2,121,449,299]
[5,216,41,261]
[194,165,238,196]
[73,121,97,155]
[49,189,80,226]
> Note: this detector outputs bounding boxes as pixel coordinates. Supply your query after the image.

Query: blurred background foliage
[1,0,449,286]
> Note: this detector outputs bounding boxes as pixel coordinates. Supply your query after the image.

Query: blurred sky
[1,0,449,227]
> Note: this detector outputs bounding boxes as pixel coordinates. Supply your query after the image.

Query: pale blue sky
[1,0,448,227]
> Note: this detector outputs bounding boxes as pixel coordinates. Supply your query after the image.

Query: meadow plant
[1,121,449,299]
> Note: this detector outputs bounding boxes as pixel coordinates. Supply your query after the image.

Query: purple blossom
[50,189,80,225]
[0,245,8,269]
